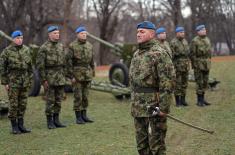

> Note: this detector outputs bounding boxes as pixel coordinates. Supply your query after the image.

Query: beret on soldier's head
[75,26,86,33]
[11,30,23,38]
[175,26,184,33]
[156,27,166,34]
[48,25,59,33]
[196,24,206,31]
[137,21,156,30]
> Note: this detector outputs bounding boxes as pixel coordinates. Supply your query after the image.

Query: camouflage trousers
[73,81,90,111]
[194,69,209,95]
[174,71,189,96]
[45,85,64,116]
[134,116,167,155]
[8,87,28,120]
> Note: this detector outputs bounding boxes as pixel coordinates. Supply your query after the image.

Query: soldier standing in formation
[129,21,175,155]
[170,26,190,107]
[0,30,32,134]
[190,25,212,107]
[67,26,95,124]
[155,27,172,58]
[37,26,66,129]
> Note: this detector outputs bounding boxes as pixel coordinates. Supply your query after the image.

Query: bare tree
[92,0,125,65]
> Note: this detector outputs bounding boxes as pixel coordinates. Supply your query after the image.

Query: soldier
[37,26,66,129]
[129,21,175,155]
[170,26,190,106]
[155,27,172,58]
[190,24,212,107]
[67,26,95,124]
[0,30,32,134]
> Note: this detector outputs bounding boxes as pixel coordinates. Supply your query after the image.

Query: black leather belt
[133,87,159,93]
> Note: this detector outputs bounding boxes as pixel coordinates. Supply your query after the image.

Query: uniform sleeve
[36,46,47,83]
[0,50,9,85]
[155,52,176,113]
[90,46,95,71]
[170,41,176,60]
[65,45,74,79]
[189,40,197,69]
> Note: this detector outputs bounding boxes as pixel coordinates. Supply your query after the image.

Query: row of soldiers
[129,21,212,155]
[0,26,95,134]
[155,25,212,107]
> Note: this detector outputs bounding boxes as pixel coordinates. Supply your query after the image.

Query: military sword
[148,106,214,134]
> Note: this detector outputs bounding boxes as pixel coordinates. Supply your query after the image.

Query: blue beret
[156,27,166,34]
[11,30,23,38]
[48,26,59,33]
[76,26,86,33]
[175,26,184,33]
[196,25,206,31]
[137,21,156,30]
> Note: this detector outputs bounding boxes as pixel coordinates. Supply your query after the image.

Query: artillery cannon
[87,33,220,90]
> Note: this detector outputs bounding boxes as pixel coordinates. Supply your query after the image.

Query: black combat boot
[202,93,211,106]
[175,95,181,107]
[181,95,188,106]
[46,115,56,129]
[53,113,66,128]
[81,110,94,123]
[10,119,21,134]
[18,118,31,133]
[196,94,204,107]
[75,111,85,124]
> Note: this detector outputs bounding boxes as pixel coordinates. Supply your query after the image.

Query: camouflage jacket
[36,40,66,86]
[129,39,175,117]
[155,39,172,58]
[67,40,94,82]
[170,37,190,72]
[190,36,212,71]
[0,44,32,88]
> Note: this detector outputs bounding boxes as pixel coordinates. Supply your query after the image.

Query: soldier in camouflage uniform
[0,30,32,134]
[37,26,66,129]
[155,27,172,58]
[190,25,211,106]
[170,27,190,106]
[129,21,175,155]
[67,26,94,124]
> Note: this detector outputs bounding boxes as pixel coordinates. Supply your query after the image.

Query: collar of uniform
[48,39,58,45]
[77,39,86,44]
[138,39,155,50]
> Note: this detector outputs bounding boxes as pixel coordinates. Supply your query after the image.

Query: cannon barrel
[87,32,122,57]
[0,30,13,42]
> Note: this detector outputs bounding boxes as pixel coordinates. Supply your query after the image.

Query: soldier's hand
[43,81,48,90]
[158,111,167,117]
[5,85,9,91]
[71,78,76,84]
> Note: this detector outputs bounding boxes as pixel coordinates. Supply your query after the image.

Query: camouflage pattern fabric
[170,38,190,96]
[37,40,66,86]
[0,44,32,120]
[45,85,64,115]
[155,40,172,58]
[67,40,94,111]
[190,36,211,94]
[37,40,66,115]
[134,116,167,155]
[73,81,90,111]
[129,39,175,154]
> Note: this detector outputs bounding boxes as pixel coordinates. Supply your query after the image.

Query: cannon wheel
[28,69,41,96]
[109,63,130,100]
[109,63,129,86]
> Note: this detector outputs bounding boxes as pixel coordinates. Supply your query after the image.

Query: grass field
[0,58,235,155]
